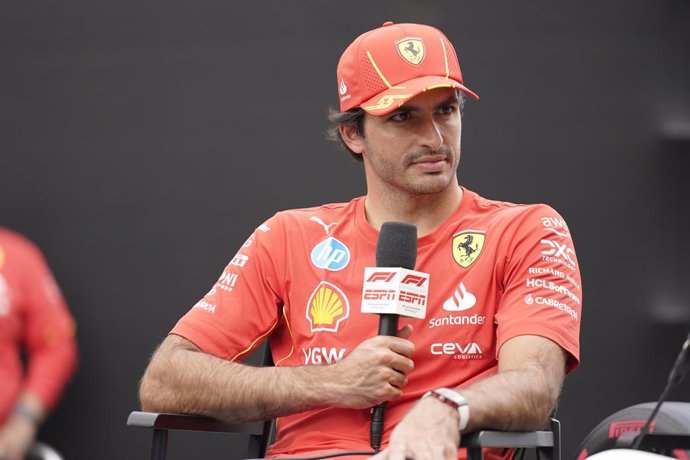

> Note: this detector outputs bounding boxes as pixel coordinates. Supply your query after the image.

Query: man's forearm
[139,335,339,422]
[139,330,415,423]
[460,367,562,432]
[459,336,566,432]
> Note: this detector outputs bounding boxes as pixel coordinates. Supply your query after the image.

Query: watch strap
[422,387,470,431]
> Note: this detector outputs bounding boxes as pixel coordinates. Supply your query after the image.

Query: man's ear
[339,124,365,155]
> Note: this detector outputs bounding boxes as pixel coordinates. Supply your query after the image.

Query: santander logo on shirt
[428,281,486,329]
[442,282,476,311]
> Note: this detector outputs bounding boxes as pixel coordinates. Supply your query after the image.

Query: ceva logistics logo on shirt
[310,237,350,271]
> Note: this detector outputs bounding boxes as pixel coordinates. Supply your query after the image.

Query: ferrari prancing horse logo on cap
[396,38,425,65]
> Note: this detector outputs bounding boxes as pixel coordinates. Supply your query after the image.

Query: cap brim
[360,75,479,116]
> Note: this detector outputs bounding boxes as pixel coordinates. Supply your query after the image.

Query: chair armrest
[460,418,560,460]
[127,411,266,435]
[460,429,554,449]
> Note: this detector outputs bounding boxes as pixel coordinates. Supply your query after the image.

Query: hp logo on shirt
[310,237,350,271]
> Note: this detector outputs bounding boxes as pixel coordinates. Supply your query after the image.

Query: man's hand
[329,325,415,409]
[0,415,38,460]
[372,396,460,460]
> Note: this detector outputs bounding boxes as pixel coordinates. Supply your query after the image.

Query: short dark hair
[326,107,366,161]
[325,90,466,161]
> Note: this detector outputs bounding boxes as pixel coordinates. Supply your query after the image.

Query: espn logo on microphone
[361,268,430,319]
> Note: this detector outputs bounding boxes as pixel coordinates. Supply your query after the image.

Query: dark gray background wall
[1,1,689,459]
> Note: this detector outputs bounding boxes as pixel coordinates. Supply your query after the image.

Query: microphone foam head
[376,222,417,269]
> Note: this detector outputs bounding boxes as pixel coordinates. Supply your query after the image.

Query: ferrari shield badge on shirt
[452,231,485,268]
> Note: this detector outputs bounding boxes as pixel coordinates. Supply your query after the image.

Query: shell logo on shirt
[452,231,486,268]
[306,281,350,333]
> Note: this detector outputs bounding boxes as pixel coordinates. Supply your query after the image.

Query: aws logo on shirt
[306,281,350,332]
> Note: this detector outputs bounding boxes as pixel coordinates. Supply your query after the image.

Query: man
[0,228,78,460]
[139,21,581,460]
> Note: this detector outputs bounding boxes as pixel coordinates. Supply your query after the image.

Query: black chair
[130,342,560,460]
[26,441,65,460]
[127,410,560,460]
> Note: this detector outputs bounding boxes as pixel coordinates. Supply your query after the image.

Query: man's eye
[390,111,411,122]
[440,105,457,115]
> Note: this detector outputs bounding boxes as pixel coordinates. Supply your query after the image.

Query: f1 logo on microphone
[361,267,429,319]
[401,274,427,287]
[366,272,397,282]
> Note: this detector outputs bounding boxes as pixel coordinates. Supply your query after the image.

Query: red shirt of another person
[0,228,78,424]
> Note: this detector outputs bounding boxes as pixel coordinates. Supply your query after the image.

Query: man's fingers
[390,354,414,375]
[389,370,408,389]
[387,337,415,358]
[383,443,405,460]
[397,324,413,339]
[386,440,444,460]
[370,448,388,460]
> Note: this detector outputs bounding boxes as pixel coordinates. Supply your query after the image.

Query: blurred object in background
[0,228,78,460]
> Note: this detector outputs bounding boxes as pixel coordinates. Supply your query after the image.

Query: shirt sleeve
[20,240,78,410]
[170,214,287,361]
[495,204,582,372]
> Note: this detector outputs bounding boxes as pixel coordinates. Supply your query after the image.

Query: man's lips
[411,155,448,172]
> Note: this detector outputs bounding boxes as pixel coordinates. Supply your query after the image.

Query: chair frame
[130,341,559,459]
[127,411,560,460]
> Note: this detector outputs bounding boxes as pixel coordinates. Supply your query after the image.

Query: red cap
[336,22,479,116]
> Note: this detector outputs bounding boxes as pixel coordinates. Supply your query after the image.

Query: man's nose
[418,117,443,151]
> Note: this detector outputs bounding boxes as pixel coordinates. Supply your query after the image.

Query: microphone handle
[371,403,386,452]
[371,314,399,451]
[378,313,399,336]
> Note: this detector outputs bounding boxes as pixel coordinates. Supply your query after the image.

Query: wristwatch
[422,387,470,431]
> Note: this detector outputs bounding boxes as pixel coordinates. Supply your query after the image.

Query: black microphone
[631,332,690,450]
[370,222,418,452]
